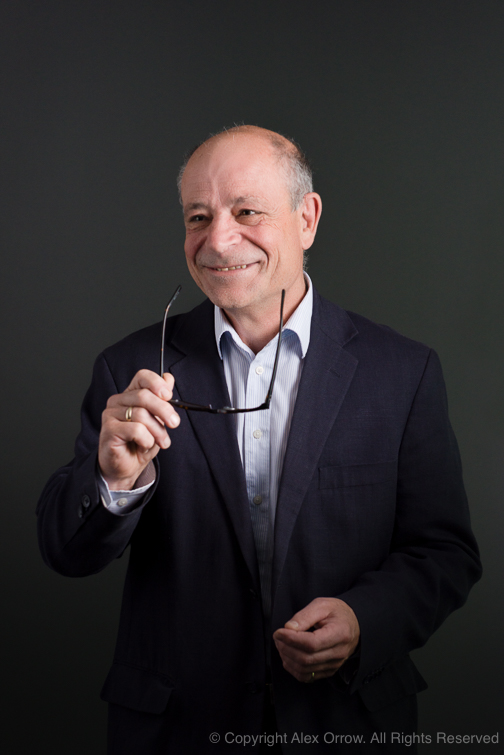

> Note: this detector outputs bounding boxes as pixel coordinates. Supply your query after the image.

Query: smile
[210,263,254,272]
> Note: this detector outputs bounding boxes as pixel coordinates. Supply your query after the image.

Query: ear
[299,192,322,250]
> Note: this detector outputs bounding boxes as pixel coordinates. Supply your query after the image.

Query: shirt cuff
[98,463,156,516]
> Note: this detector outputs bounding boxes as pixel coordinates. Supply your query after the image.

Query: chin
[206,291,245,311]
[199,280,253,310]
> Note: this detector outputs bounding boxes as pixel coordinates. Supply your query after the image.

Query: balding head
[178,126,313,210]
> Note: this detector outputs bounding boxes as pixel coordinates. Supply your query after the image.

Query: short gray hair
[177,126,313,210]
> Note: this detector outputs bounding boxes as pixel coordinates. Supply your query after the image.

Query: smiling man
[181,128,319,351]
[37,126,481,754]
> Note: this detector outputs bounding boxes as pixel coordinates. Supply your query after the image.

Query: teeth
[216,264,249,271]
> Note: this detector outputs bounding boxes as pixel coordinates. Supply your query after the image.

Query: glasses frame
[160,286,285,414]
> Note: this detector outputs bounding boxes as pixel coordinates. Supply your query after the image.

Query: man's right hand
[98,369,180,491]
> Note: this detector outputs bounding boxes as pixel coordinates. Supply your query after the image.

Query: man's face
[180,133,316,319]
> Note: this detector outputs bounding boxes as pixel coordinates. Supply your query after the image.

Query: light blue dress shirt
[214,276,313,617]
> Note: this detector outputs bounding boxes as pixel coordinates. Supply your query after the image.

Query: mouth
[206,262,257,272]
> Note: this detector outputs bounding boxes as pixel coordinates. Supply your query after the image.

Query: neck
[223,277,307,354]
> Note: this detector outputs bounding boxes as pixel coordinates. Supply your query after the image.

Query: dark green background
[2,1,502,751]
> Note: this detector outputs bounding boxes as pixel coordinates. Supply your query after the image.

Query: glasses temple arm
[263,289,285,407]
[160,285,182,376]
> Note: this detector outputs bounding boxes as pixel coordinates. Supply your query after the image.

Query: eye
[185,213,209,228]
[236,209,262,223]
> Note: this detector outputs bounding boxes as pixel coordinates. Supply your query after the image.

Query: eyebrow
[184,196,264,217]
[184,202,208,215]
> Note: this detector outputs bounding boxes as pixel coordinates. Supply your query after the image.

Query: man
[37,126,481,753]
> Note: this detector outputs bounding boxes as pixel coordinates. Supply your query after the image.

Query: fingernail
[285,620,299,630]
[160,390,170,400]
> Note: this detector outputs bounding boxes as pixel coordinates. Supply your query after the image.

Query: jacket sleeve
[336,349,482,692]
[36,351,157,577]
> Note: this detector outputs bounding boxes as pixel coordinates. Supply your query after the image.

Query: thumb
[284,598,330,632]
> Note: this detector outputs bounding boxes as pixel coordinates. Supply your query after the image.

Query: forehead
[181,134,290,205]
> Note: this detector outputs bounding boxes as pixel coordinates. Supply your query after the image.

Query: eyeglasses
[160,286,285,414]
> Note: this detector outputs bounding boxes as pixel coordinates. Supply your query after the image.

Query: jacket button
[364,667,384,684]
[77,504,84,518]
[82,495,91,508]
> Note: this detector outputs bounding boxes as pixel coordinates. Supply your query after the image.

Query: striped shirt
[215,275,313,618]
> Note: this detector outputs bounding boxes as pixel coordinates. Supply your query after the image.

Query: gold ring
[310,671,315,683]
[125,406,133,422]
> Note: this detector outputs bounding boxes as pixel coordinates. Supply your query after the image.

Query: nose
[206,213,241,253]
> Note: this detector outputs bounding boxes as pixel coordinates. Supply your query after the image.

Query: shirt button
[117,498,128,507]
[255,365,264,375]
[253,429,262,439]
[253,495,262,505]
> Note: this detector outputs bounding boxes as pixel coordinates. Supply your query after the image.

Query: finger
[274,636,345,667]
[274,598,359,652]
[118,405,172,449]
[282,597,332,632]
[103,402,172,449]
[105,417,162,455]
[275,637,346,677]
[277,651,340,683]
[111,369,180,429]
[109,387,180,430]
[275,620,350,654]
[127,369,175,401]
[285,664,337,684]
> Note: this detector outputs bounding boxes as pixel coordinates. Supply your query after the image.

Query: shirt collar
[214,273,313,359]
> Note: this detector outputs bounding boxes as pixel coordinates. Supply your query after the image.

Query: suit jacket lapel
[272,292,359,597]
[166,300,260,590]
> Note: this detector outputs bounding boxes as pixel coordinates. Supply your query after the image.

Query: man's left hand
[273,597,360,683]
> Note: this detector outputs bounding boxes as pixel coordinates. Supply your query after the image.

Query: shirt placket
[243,349,273,612]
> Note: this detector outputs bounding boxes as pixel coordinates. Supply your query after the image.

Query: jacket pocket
[319,461,396,490]
[100,662,174,714]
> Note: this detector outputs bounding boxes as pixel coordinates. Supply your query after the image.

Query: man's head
[178,126,313,211]
[179,126,322,325]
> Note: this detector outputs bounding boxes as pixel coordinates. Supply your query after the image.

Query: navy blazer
[37,290,481,753]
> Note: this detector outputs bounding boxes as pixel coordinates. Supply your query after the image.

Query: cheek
[184,229,208,260]
[248,226,280,253]
[184,237,197,263]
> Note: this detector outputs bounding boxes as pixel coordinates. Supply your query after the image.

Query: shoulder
[314,289,432,359]
[312,291,447,415]
[312,290,437,391]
